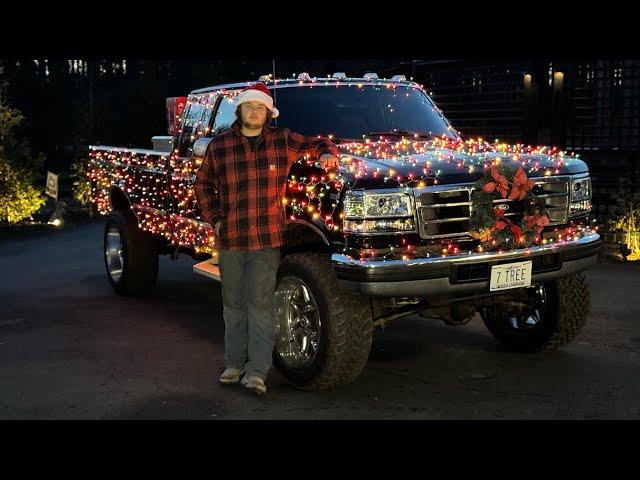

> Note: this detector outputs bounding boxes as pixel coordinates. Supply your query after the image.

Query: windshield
[270,84,458,140]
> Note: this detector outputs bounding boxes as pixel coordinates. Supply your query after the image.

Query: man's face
[240,101,268,130]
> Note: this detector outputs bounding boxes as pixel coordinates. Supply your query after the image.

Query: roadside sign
[46,171,58,200]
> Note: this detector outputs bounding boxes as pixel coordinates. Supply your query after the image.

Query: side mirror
[192,138,213,164]
[166,96,187,136]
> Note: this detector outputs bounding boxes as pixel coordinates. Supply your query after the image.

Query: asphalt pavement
[1,217,639,419]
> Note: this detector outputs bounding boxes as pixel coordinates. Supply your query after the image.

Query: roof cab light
[297,72,311,81]
[363,73,379,80]
[391,75,407,82]
[332,72,347,80]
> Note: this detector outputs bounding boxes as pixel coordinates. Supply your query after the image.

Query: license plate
[490,261,532,292]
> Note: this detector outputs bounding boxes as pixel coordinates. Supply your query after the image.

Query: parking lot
[1,218,639,419]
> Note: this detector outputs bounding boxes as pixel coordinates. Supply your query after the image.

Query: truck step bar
[193,258,221,282]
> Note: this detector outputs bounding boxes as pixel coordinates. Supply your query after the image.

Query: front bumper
[332,233,601,297]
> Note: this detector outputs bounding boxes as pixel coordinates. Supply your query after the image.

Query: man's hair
[235,104,273,125]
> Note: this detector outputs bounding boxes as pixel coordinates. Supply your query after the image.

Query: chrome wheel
[105,225,124,281]
[275,276,322,369]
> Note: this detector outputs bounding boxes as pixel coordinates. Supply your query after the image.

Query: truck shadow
[133,276,528,367]
[368,314,501,362]
[146,279,503,365]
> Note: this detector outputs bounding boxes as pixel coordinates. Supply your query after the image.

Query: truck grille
[414,177,569,240]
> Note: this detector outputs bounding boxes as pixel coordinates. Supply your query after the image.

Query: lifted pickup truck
[89,72,601,390]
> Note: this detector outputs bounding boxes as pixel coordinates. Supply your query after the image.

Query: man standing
[194,83,339,395]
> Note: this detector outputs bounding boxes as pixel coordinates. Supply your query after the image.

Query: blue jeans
[217,248,280,380]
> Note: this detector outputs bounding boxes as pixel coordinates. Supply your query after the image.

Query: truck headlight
[343,190,416,234]
[570,176,592,216]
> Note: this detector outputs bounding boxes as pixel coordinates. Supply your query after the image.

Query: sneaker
[219,368,244,385]
[241,375,267,396]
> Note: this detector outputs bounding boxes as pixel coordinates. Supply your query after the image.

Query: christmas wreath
[469,165,550,250]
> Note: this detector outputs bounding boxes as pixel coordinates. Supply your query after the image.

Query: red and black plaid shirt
[194,121,338,251]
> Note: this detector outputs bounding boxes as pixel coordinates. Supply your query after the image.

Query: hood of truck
[336,142,589,188]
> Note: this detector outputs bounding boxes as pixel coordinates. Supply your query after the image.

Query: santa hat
[236,82,279,118]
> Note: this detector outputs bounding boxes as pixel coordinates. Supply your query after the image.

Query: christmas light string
[87,82,596,261]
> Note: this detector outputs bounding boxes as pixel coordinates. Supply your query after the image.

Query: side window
[211,94,238,136]
[198,93,217,138]
[176,101,204,157]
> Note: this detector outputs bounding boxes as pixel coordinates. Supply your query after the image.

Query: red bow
[510,224,523,241]
[508,167,535,201]
[491,219,508,232]
[524,213,550,233]
[483,166,509,198]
